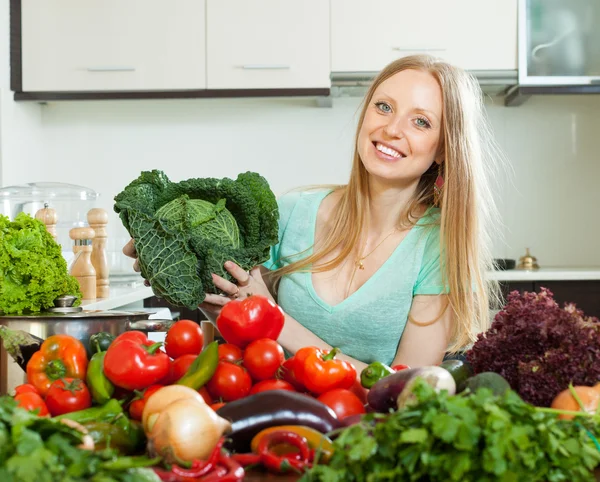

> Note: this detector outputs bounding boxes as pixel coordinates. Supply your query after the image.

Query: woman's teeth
[375,142,402,158]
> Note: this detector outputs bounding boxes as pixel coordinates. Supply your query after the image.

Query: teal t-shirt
[264,190,446,366]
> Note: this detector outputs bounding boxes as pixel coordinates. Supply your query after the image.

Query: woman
[126,55,501,373]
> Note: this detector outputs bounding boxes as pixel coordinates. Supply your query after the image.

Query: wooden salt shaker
[69,227,96,300]
[35,203,58,240]
[87,208,110,299]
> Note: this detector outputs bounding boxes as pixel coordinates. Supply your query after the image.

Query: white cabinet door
[331,0,453,73]
[21,0,206,92]
[446,0,518,71]
[206,0,330,89]
[331,0,517,73]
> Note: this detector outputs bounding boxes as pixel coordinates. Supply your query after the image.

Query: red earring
[434,163,444,206]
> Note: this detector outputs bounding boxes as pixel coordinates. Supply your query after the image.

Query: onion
[142,385,206,433]
[147,398,231,463]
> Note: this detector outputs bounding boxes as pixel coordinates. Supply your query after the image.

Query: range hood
[330,70,518,101]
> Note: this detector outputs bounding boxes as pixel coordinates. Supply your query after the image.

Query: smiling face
[357,69,443,187]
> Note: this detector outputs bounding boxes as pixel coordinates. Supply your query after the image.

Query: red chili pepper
[296,346,357,395]
[103,331,170,390]
[258,430,311,474]
[199,452,244,482]
[230,453,261,466]
[171,438,224,478]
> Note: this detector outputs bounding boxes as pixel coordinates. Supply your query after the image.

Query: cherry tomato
[206,361,252,402]
[243,338,285,381]
[218,343,243,363]
[128,384,163,421]
[170,354,198,383]
[249,379,296,395]
[14,391,49,416]
[164,320,204,359]
[392,364,411,371]
[279,357,306,391]
[45,378,92,417]
[13,383,40,396]
[317,389,366,420]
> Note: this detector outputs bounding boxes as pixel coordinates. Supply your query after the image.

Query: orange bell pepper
[26,334,88,397]
[250,425,335,463]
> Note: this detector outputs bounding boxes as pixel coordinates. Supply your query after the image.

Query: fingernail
[225,261,233,268]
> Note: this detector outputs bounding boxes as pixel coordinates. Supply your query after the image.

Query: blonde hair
[270,54,502,352]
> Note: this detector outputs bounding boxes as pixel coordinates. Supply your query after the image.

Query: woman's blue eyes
[373,102,431,128]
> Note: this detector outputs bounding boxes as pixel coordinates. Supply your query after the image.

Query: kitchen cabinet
[20,0,206,92]
[206,0,330,90]
[499,280,600,318]
[330,0,517,73]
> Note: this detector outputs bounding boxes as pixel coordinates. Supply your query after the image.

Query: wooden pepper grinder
[69,227,96,300]
[34,203,58,241]
[87,208,110,299]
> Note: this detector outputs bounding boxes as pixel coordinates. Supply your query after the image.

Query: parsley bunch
[0,396,160,482]
[303,380,600,482]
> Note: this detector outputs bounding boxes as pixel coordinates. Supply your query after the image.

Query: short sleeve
[413,224,448,295]
[262,191,303,271]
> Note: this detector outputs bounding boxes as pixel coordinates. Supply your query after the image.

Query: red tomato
[279,357,306,391]
[392,364,411,371]
[317,389,366,420]
[45,378,92,417]
[250,379,296,395]
[218,343,243,363]
[198,386,213,405]
[13,383,40,396]
[129,385,163,420]
[210,402,226,411]
[164,320,204,359]
[14,391,49,417]
[243,338,285,381]
[206,361,252,402]
[129,384,163,421]
[169,354,198,383]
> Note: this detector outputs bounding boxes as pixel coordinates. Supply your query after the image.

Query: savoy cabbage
[114,170,279,309]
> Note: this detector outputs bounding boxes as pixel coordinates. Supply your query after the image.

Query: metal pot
[0,308,172,395]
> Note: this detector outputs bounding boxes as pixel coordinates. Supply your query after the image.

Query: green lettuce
[0,213,81,315]
[114,170,279,309]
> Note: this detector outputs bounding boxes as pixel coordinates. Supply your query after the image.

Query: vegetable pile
[113,170,279,309]
[0,212,81,314]
[467,288,600,407]
[303,379,600,482]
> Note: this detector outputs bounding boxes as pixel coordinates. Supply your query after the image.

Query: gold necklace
[345,228,398,299]
[354,229,398,270]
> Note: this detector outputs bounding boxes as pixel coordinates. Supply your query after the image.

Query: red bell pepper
[104,331,170,390]
[296,346,357,395]
[26,334,88,397]
[216,295,285,348]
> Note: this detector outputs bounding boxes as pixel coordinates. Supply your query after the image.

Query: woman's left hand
[199,261,274,316]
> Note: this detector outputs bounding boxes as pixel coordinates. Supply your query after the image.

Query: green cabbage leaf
[114,170,279,309]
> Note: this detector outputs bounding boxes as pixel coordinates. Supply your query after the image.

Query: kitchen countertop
[487,267,600,282]
[81,283,154,311]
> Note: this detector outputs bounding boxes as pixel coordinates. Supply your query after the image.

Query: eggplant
[0,326,44,371]
[216,390,342,453]
[366,366,456,412]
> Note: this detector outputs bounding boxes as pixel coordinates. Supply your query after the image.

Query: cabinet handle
[391,47,446,52]
[86,67,136,72]
[239,64,291,70]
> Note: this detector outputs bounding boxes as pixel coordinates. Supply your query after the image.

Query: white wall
[0,93,598,270]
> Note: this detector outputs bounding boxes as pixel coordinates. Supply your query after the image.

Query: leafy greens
[303,379,600,482]
[0,213,81,314]
[114,170,279,309]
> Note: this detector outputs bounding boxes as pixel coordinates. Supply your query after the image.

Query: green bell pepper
[86,351,115,404]
[360,361,395,389]
[55,398,123,424]
[89,332,115,355]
